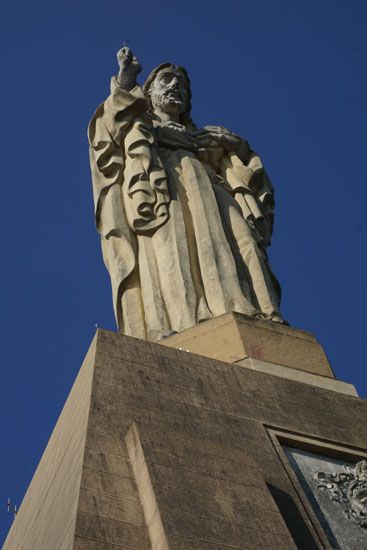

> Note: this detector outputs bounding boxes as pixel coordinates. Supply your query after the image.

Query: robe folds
[88,77,281,341]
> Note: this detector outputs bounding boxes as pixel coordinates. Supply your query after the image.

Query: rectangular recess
[265,427,367,550]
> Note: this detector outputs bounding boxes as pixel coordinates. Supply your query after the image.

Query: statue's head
[143,63,192,124]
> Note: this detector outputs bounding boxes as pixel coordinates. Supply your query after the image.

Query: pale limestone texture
[161,312,332,370]
[89,49,282,341]
[161,312,358,395]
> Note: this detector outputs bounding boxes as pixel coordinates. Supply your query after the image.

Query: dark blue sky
[1,0,366,542]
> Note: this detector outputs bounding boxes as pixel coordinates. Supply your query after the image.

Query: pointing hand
[116,47,142,90]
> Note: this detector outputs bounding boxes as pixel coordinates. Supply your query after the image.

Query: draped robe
[88,77,281,341]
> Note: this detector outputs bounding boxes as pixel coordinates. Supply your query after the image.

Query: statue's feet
[252,311,290,326]
[248,311,266,320]
[158,330,177,340]
[270,314,290,326]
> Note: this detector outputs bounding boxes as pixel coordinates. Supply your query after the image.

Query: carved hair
[142,63,193,126]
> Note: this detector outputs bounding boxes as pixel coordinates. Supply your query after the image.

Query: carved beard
[150,89,186,115]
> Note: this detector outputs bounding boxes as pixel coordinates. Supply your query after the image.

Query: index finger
[120,46,133,58]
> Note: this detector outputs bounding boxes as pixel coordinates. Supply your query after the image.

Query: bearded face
[150,68,188,116]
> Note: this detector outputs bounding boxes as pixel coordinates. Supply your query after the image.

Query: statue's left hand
[194,126,250,160]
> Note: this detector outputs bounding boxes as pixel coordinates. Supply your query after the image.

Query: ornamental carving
[314,460,367,529]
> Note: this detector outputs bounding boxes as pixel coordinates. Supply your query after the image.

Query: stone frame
[265,426,367,548]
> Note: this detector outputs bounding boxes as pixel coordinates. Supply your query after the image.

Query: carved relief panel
[284,447,367,550]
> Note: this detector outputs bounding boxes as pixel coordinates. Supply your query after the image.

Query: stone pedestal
[3,326,366,549]
[162,312,333,375]
[162,313,357,395]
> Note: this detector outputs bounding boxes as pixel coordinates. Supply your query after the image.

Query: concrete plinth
[161,313,357,395]
[162,313,334,375]
[3,328,366,549]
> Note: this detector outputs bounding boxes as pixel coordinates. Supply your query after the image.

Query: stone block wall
[4,329,367,549]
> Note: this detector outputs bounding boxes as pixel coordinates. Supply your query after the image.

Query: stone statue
[88,47,284,341]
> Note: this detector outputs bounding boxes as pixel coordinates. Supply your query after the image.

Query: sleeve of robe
[88,78,148,332]
[220,151,275,250]
[220,150,281,300]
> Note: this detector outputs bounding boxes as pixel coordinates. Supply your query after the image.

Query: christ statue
[88,47,284,341]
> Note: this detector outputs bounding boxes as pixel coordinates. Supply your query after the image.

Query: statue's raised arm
[116,47,142,90]
[88,50,284,341]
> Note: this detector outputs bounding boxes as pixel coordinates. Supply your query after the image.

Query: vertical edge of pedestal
[74,331,153,550]
[2,333,97,550]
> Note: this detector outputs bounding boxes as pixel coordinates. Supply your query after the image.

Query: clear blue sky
[1,0,366,542]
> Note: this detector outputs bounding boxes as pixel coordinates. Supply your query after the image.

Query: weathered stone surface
[239,357,357,395]
[285,448,367,549]
[3,328,367,549]
[2,335,96,550]
[162,312,336,379]
[89,49,283,341]
[74,511,149,548]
